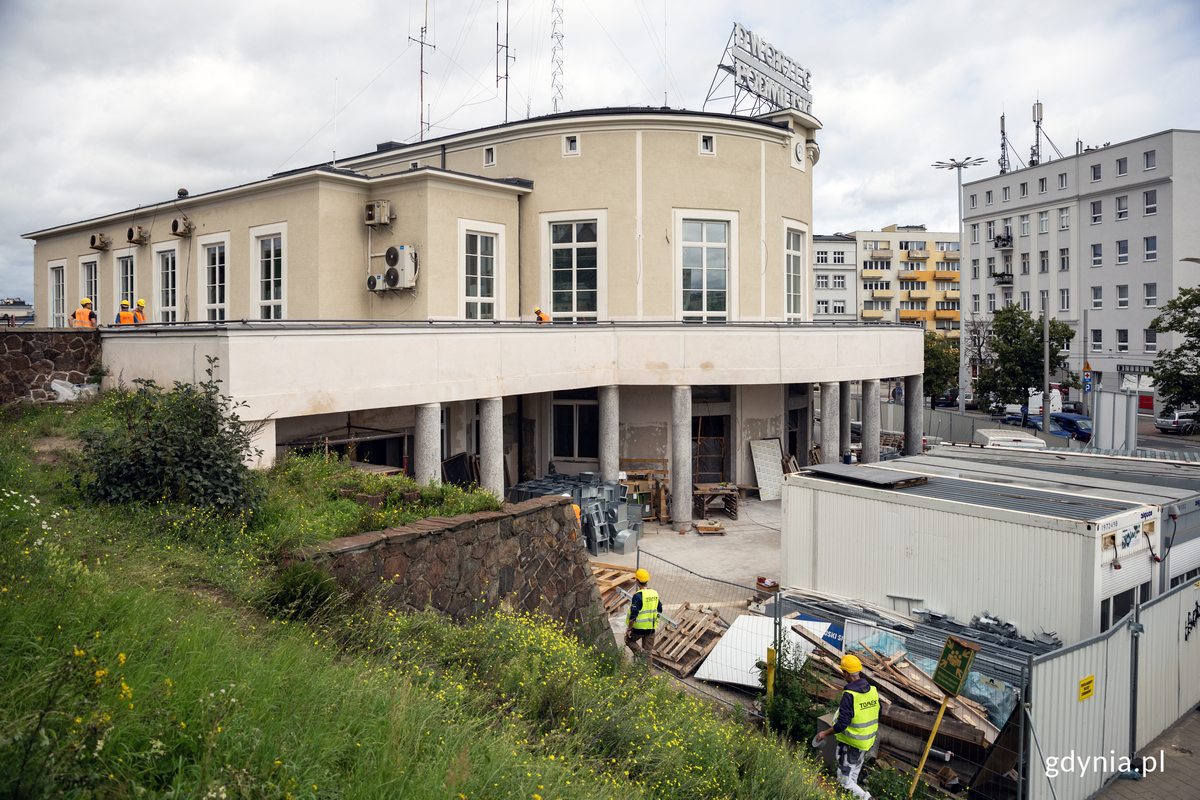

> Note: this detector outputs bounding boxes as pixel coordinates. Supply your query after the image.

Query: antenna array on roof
[550,0,564,113]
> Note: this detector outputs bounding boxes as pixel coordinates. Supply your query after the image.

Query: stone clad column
[861,380,881,464]
[599,385,619,483]
[839,380,852,459]
[671,386,692,527]
[479,397,504,496]
[414,402,441,485]
[820,382,839,463]
[904,374,924,456]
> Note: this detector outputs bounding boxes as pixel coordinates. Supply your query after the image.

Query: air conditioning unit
[364,200,391,226]
[126,225,147,244]
[88,233,110,251]
[366,274,386,292]
[384,245,418,288]
[170,218,193,237]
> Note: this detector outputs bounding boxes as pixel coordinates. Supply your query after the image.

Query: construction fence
[1026,578,1200,800]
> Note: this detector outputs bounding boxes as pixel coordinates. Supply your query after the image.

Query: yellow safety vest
[835,685,880,750]
[629,588,660,631]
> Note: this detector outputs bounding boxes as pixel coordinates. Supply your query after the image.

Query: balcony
[941,251,961,261]
[898,309,925,320]
[906,249,930,259]
[861,309,885,320]
[907,290,932,300]
[861,268,886,278]
[897,271,924,280]
[934,270,960,281]
[934,309,959,320]
[990,272,1014,285]
[992,235,1014,250]
[872,289,895,299]
[868,249,893,259]
[944,290,960,300]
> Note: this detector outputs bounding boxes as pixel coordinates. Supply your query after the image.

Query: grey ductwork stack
[507,472,643,556]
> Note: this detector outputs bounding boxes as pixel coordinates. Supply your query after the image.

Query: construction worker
[71,298,97,328]
[534,306,550,323]
[625,568,662,665]
[134,299,147,323]
[114,300,137,325]
[814,653,879,800]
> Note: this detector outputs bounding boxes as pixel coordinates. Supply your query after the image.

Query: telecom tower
[998,114,1010,175]
[550,0,564,113]
[1030,101,1043,167]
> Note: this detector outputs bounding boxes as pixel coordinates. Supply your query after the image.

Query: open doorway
[692,415,728,484]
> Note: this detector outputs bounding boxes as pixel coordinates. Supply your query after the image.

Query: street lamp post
[933,156,986,415]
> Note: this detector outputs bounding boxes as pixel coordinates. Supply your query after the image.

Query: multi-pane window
[1060,248,1070,270]
[1145,236,1157,261]
[551,221,597,322]
[815,274,829,289]
[1116,157,1127,176]
[970,224,979,243]
[833,251,845,264]
[934,281,959,291]
[832,274,846,289]
[986,256,996,274]
[1091,244,1102,267]
[1145,329,1157,353]
[1038,177,1047,193]
[1116,196,1128,220]
[832,300,846,314]
[1091,201,1102,224]
[1039,251,1049,273]
[118,256,135,308]
[1002,218,1013,237]
[205,244,226,320]
[985,190,993,205]
[935,262,957,271]
[1090,164,1101,181]
[935,300,959,310]
[816,250,828,264]
[1002,187,1011,201]
[899,240,927,250]
[934,241,959,251]
[158,251,177,322]
[1059,208,1070,229]
[1058,288,1069,311]
[936,320,960,332]
[898,281,927,290]
[1021,253,1030,274]
[862,281,891,291]
[1004,290,1013,306]
[1117,329,1129,352]
[682,220,727,322]
[1003,253,1013,272]
[969,194,977,208]
[50,265,65,327]
[1021,291,1030,311]
[900,261,923,272]
[1144,283,1157,307]
[863,300,891,311]
[987,293,996,312]
[1091,286,1103,309]
[1091,330,1102,352]
[899,301,927,310]
[258,235,283,320]
[1038,211,1049,232]
[1020,215,1030,235]
[1144,190,1157,215]
[786,230,804,318]
[464,231,496,320]
[862,240,887,250]
[971,294,980,312]
[816,299,829,314]
[986,221,995,239]
[1020,182,1028,197]
[1117,240,1129,264]
[1144,150,1156,170]
[1058,173,1068,189]
[1117,285,1129,308]
[971,259,979,279]
[552,389,598,459]
[863,260,891,271]
[83,261,98,320]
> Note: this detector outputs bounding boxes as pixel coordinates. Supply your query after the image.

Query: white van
[973,428,1048,450]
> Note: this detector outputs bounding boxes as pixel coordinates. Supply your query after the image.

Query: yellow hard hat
[80,297,91,305]
[840,654,863,674]
[120,299,130,306]
[635,568,649,583]
[534,306,542,312]
[136,299,145,307]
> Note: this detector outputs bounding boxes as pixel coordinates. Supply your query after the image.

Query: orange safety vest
[117,310,137,325]
[535,311,550,323]
[134,308,146,323]
[73,308,95,328]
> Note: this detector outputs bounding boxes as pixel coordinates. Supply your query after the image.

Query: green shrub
[75,358,262,512]
[760,638,835,744]
[255,561,347,621]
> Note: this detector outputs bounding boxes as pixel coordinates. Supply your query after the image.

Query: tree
[1150,285,1200,412]
[973,305,1076,411]
[923,331,959,399]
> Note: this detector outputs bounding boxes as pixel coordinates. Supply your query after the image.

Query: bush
[75,358,262,512]
[761,639,835,744]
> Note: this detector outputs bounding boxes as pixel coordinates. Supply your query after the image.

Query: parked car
[931,388,959,408]
[1154,410,1197,435]
[1003,413,1073,440]
[1050,412,1092,442]
[1061,400,1084,415]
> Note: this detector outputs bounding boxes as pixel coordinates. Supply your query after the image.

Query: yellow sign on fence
[1079,674,1095,701]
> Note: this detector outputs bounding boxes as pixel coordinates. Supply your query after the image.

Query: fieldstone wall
[297,495,615,652]
[0,330,100,403]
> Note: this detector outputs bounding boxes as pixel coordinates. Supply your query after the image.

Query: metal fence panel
[1137,580,1200,750]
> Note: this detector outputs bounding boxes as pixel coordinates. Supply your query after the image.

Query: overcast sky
[2,0,1198,301]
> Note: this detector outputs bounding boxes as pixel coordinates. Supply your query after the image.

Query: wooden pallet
[590,563,638,616]
[651,603,724,678]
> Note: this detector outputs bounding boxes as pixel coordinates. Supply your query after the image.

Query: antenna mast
[409,0,436,141]
[496,0,515,123]
[1030,101,1043,167]
[998,114,1010,175]
[550,0,564,113]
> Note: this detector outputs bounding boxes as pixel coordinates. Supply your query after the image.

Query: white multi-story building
[811,234,857,321]
[963,129,1200,407]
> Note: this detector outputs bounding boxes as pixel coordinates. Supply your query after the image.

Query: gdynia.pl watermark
[1045,750,1166,779]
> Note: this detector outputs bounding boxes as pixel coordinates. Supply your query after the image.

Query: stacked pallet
[590,563,639,616]
[652,603,724,678]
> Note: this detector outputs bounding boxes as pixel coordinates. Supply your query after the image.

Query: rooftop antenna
[496,0,515,123]
[332,48,338,167]
[409,0,436,141]
[550,0,564,113]
[998,114,1010,175]
[663,0,668,107]
[1030,100,1043,166]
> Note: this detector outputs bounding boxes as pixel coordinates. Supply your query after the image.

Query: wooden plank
[891,660,1000,743]
[881,707,985,747]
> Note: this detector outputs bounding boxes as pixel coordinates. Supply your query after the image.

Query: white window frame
[1090,164,1101,182]
[969,194,977,209]
[1059,207,1070,230]
[458,218,507,321]
[48,259,67,328]
[79,256,99,322]
[1144,329,1157,353]
[1145,236,1157,262]
[483,146,496,168]
[1116,195,1128,220]
[562,134,580,157]
[1144,150,1156,170]
[698,134,715,156]
[1020,214,1030,236]
[1059,288,1070,312]
[783,221,807,321]
[815,299,829,314]
[1058,173,1068,189]
[250,222,287,320]
[1038,177,1047,194]
[1117,285,1129,308]
[1038,210,1049,233]
[832,274,845,289]
[833,250,845,264]
[152,243,178,322]
[1117,329,1129,352]
[540,210,608,322]
[985,190,993,205]
[197,231,231,321]
[1020,252,1030,274]
[1060,248,1071,271]
[1116,157,1127,176]
[1117,240,1129,264]
[815,274,828,289]
[673,208,739,322]
[1091,200,1102,224]
[1002,186,1011,202]
[113,247,136,313]
[832,299,846,314]
[1144,283,1157,308]
[1021,291,1030,311]
[1091,244,1102,267]
[970,224,979,243]
[1092,330,1102,352]
[1143,190,1157,216]
[1020,182,1028,198]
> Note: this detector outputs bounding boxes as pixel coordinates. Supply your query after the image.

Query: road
[946,405,1200,456]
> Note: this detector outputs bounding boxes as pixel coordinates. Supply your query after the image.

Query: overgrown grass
[1,398,841,799]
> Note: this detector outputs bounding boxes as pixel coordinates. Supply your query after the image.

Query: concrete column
[819,382,839,463]
[799,385,813,466]
[479,396,504,496]
[861,380,881,463]
[599,385,620,483]
[839,380,852,459]
[671,385,692,527]
[904,374,924,456]
[245,418,276,469]
[414,402,441,485]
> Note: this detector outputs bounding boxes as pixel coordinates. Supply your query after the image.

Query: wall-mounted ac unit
[364,200,391,226]
[170,218,193,237]
[366,274,386,292]
[126,225,147,244]
[88,233,110,251]
[384,245,418,289]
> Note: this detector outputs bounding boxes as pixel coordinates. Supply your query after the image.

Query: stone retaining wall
[297,495,614,651]
[1,330,100,403]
